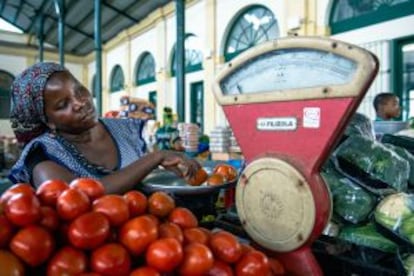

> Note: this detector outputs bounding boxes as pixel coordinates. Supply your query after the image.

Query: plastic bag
[344,113,375,140]
[335,135,409,193]
[384,143,414,187]
[322,162,376,224]
[374,193,414,247]
[338,223,397,253]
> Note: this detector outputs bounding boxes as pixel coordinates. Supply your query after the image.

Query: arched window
[110,65,125,92]
[330,0,414,34]
[171,34,203,76]
[135,52,156,85]
[0,70,14,119]
[224,5,279,61]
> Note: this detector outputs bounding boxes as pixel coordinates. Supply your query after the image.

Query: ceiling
[0,0,172,56]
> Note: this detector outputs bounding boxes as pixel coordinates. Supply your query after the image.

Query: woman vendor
[8,62,200,194]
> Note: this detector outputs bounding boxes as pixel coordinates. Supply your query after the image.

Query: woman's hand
[159,150,201,178]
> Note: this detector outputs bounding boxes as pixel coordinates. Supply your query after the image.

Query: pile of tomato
[0,177,285,275]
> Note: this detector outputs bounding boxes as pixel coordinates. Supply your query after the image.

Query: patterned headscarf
[10,62,67,145]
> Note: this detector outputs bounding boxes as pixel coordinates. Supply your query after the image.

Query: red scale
[213,37,378,275]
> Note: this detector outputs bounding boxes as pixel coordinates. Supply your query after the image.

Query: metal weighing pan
[138,162,239,195]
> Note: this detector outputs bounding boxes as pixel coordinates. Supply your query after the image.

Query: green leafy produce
[338,223,397,253]
[344,112,375,140]
[375,193,414,231]
[322,164,376,224]
[401,215,414,244]
[384,143,414,187]
[335,135,409,192]
[402,253,414,275]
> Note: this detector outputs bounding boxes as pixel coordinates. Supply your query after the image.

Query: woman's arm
[32,150,201,194]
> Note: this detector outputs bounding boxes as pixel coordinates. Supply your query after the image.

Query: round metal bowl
[138,168,237,196]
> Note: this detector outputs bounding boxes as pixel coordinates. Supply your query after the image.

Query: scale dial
[221,49,356,95]
[214,37,378,105]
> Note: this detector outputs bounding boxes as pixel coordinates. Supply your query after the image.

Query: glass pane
[137,53,156,83]
[225,6,279,59]
[110,65,125,92]
[171,34,203,73]
[0,70,14,119]
[403,43,414,118]
[331,0,411,23]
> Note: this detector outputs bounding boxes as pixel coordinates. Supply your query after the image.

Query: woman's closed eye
[56,99,69,110]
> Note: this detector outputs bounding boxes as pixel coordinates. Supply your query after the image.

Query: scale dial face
[220,49,356,95]
[213,37,378,105]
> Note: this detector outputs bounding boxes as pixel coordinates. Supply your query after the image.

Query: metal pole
[95,0,103,116]
[53,0,65,66]
[175,0,185,122]
[38,15,45,62]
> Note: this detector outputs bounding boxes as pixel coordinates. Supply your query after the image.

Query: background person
[373,92,401,121]
[8,62,200,194]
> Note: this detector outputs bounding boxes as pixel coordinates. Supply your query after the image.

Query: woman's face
[43,71,97,134]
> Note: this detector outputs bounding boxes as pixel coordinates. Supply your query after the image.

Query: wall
[331,15,414,118]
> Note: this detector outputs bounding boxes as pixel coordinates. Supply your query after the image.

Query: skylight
[0,18,23,33]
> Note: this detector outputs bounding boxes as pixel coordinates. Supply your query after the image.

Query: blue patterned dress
[9,118,147,185]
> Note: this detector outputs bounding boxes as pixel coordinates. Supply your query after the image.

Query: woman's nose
[73,97,86,110]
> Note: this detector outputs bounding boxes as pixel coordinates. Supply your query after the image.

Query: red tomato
[56,188,90,220]
[179,242,214,275]
[148,191,175,217]
[5,192,41,226]
[268,257,285,275]
[158,222,184,244]
[187,168,208,186]
[235,250,270,276]
[39,206,60,232]
[70,178,105,201]
[183,227,210,245]
[146,214,160,226]
[123,190,147,217]
[209,231,242,263]
[146,238,183,272]
[92,194,130,226]
[241,243,254,255]
[214,164,238,182]
[0,215,14,248]
[36,179,69,207]
[10,225,55,266]
[90,243,131,276]
[0,250,25,276]
[68,211,110,250]
[206,259,234,276]
[47,246,88,276]
[130,266,160,276]
[168,207,198,229]
[119,215,158,256]
[0,183,34,206]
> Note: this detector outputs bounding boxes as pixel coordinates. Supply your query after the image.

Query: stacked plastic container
[209,127,231,153]
[177,123,200,154]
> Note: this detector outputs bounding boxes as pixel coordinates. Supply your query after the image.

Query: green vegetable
[402,253,414,275]
[400,215,414,243]
[335,136,409,192]
[384,143,414,187]
[344,113,375,140]
[339,223,397,253]
[375,193,414,231]
[321,163,375,224]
